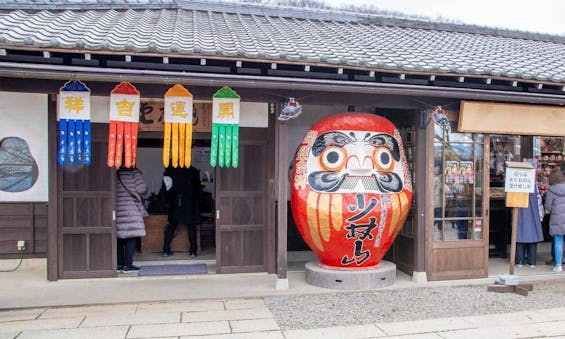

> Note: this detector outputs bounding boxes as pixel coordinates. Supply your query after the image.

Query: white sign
[212,98,240,124]
[109,94,140,123]
[505,167,535,193]
[164,96,193,124]
[58,91,91,120]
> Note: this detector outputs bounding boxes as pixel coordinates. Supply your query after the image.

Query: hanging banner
[107,82,140,168]
[163,84,193,168]
[211,86,240,168]
[58,80,91,166]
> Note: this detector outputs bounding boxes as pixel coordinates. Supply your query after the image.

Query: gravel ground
[264,280,565,330]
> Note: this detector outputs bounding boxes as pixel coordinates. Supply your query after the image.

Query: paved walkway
[1,298,565,338]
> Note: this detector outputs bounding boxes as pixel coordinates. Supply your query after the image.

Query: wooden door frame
[425,114,490,281]
[214,126,274,274]
[47,94,58,281]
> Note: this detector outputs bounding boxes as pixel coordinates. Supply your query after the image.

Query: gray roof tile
[0,3,563,84]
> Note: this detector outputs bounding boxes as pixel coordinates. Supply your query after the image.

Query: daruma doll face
[290,113,413,268]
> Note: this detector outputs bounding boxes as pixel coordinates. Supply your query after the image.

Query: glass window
[433,114,485,241]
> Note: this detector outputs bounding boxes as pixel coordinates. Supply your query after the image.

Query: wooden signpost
[488,161,536,296]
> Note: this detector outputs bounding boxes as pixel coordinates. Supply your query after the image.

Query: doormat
[138,264,207,276]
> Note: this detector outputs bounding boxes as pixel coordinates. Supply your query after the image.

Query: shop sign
[504,164,535,193]
[138,99,212,133]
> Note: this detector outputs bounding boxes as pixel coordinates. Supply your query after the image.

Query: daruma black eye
[374,147,393,170]
[327,151,339,164]
[320,147,346,171]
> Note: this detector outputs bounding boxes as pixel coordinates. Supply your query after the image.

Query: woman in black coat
[162,166,201,257]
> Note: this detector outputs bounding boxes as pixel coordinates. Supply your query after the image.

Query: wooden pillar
[275,120,288,281]
[415,109,428,273]
[47,94,58,281]
[509,207,518,275]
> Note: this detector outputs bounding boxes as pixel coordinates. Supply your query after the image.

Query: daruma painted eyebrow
[312,131,400,161]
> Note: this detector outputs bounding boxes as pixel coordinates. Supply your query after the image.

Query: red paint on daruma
[290,113,412,268]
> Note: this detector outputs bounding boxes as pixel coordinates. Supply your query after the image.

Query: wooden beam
[47,94,58,281]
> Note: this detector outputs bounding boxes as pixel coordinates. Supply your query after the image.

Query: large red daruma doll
[291,113,413,268]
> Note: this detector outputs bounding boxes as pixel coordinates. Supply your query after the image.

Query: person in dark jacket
[162,166,201,257]
[544,168,565,272]
[116,167,148,273]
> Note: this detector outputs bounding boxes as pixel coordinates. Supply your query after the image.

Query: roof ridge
[0,0,563,43]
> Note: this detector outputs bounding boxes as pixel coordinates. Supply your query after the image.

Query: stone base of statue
[305,260,396,290]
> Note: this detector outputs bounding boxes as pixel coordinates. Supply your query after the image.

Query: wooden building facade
[0,1,564,283]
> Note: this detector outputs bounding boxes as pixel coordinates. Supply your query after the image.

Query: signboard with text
[138,99,212,132]
[504,164,535,193]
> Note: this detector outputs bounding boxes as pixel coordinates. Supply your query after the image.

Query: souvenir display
[58,80,91,166]
[211,86,240,168]
[163,84,193,168]
[107,82,140,168]
[290,113,413,268]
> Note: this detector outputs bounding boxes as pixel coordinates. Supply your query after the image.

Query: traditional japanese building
[0,0,564,284]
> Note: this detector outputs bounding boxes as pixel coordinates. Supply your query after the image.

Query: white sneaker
[553,265,563,272]
[516,264,523,268]
[529,265,536,268]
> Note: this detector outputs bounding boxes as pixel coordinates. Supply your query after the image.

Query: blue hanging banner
[58,118,67,166]
[58,80,91,166]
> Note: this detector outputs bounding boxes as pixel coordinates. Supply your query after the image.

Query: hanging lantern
[211,86,240,168]
[163,84,193,168]
[58,80,91,166]
[107,82,140,168]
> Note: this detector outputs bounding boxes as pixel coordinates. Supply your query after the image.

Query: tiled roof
[0,0,563,84]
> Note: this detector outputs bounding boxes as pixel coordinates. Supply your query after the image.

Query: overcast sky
[323,0,565,36]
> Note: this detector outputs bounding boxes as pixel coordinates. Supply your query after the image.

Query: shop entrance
[134,138,217,271]
[134,125,274,274]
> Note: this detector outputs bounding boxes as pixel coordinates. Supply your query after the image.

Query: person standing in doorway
[162,166,201,257]
[544,168,565,272]
[116,167,149,273]
[515,160,544,268]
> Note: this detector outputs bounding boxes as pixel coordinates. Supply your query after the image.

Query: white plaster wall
[0,92,48,202]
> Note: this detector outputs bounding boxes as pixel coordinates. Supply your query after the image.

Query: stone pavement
[1,298,565,338]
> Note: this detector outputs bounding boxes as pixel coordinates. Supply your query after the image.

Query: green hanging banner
[231,124,239,168]
[211,87,240,168]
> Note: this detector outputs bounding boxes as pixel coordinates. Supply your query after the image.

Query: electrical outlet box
[17,240,25,251]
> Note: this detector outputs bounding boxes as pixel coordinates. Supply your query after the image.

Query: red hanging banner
[107,82,140,168]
